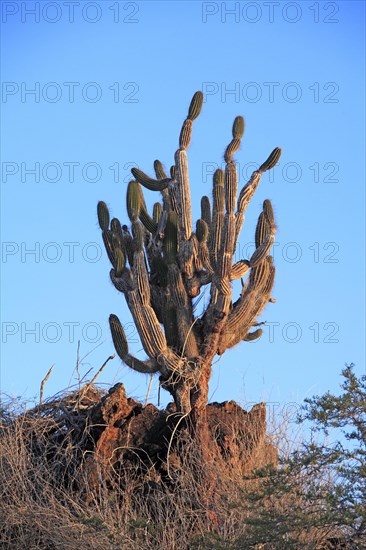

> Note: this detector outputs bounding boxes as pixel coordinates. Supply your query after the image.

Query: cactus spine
[97,91,281,415]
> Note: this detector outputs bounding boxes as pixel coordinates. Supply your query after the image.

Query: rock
[85,383,277,490]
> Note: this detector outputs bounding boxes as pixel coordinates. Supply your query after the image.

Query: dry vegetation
[0,386,256,549]
[1,380,361,550]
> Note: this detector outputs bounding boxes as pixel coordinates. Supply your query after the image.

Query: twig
[68,341,105,387]
[76,340,81,388]
[166,412,189,480]
[75,354,115,409]
[39,365,54,410]
[79,368,93,385]
[144,375,154,407]
[68,341,80,388]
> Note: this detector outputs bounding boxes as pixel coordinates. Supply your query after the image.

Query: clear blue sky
[1,1,365,416]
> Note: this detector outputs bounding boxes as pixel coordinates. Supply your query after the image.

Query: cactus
[97,91,281,416]
[97,201,110,231]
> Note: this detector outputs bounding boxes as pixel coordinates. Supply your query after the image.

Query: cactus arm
[243,328,263,342]
[201,118,244,360]
[167,175,178,214]
[234,171,261,246]
[100,218,129,281]
[97,201,110,230]
[109,314,159,374]
[106,220,134,268]
[149,283,164,323]
[140,208,158,235]
[199,242,214,275]
[121,288,168,372]
[219,256,275,354]
[153,160,171,211]
[224,323,264,352]
[200,196,212,231]
[174,149,193,241]
[102,229,116,267]
[110,218,125,255]
[259,147,282,172]
[110,268,133,294]
[163,211,178,264]
[126,181,158,235]
[114,246,126,277]
[153,202,163,223]
[131,167,171,192]
[250,200,276,267]
[168,264,199,358]
[255,212,269,248]
[192,233,202,272]
[120,208,197,366]
[154,159,168,180]
[110,214,172,373]
[249,234,275,267]
[196,219,213,275]
[126,181,142,220]
[122,230,134,267]
[171,93,204,282]
[132,250,151,305]
[218,200,276,354]
[223,295,267,352]
[161,290,178,348]
[172,154,195,279]
[218,291,263,355]
[163,210,199,357]
[231,260,250,280]
[173,92,203,245]
[234,148,281,246]
[215,116,244,309]
[223,293,269,353]
[130,221,171,359]
[208,169,225,269]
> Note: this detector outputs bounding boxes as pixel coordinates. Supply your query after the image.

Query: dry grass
[0,388,251,549]
[0,388,353,549]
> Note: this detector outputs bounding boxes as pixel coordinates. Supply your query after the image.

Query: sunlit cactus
[97,91,281,415]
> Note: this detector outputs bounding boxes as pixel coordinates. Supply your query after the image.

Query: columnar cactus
[98,92,281,415]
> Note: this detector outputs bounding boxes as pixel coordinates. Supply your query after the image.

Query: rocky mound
[79,383,277,491]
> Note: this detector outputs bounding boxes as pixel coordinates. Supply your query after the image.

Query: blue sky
[1,1,365,415]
